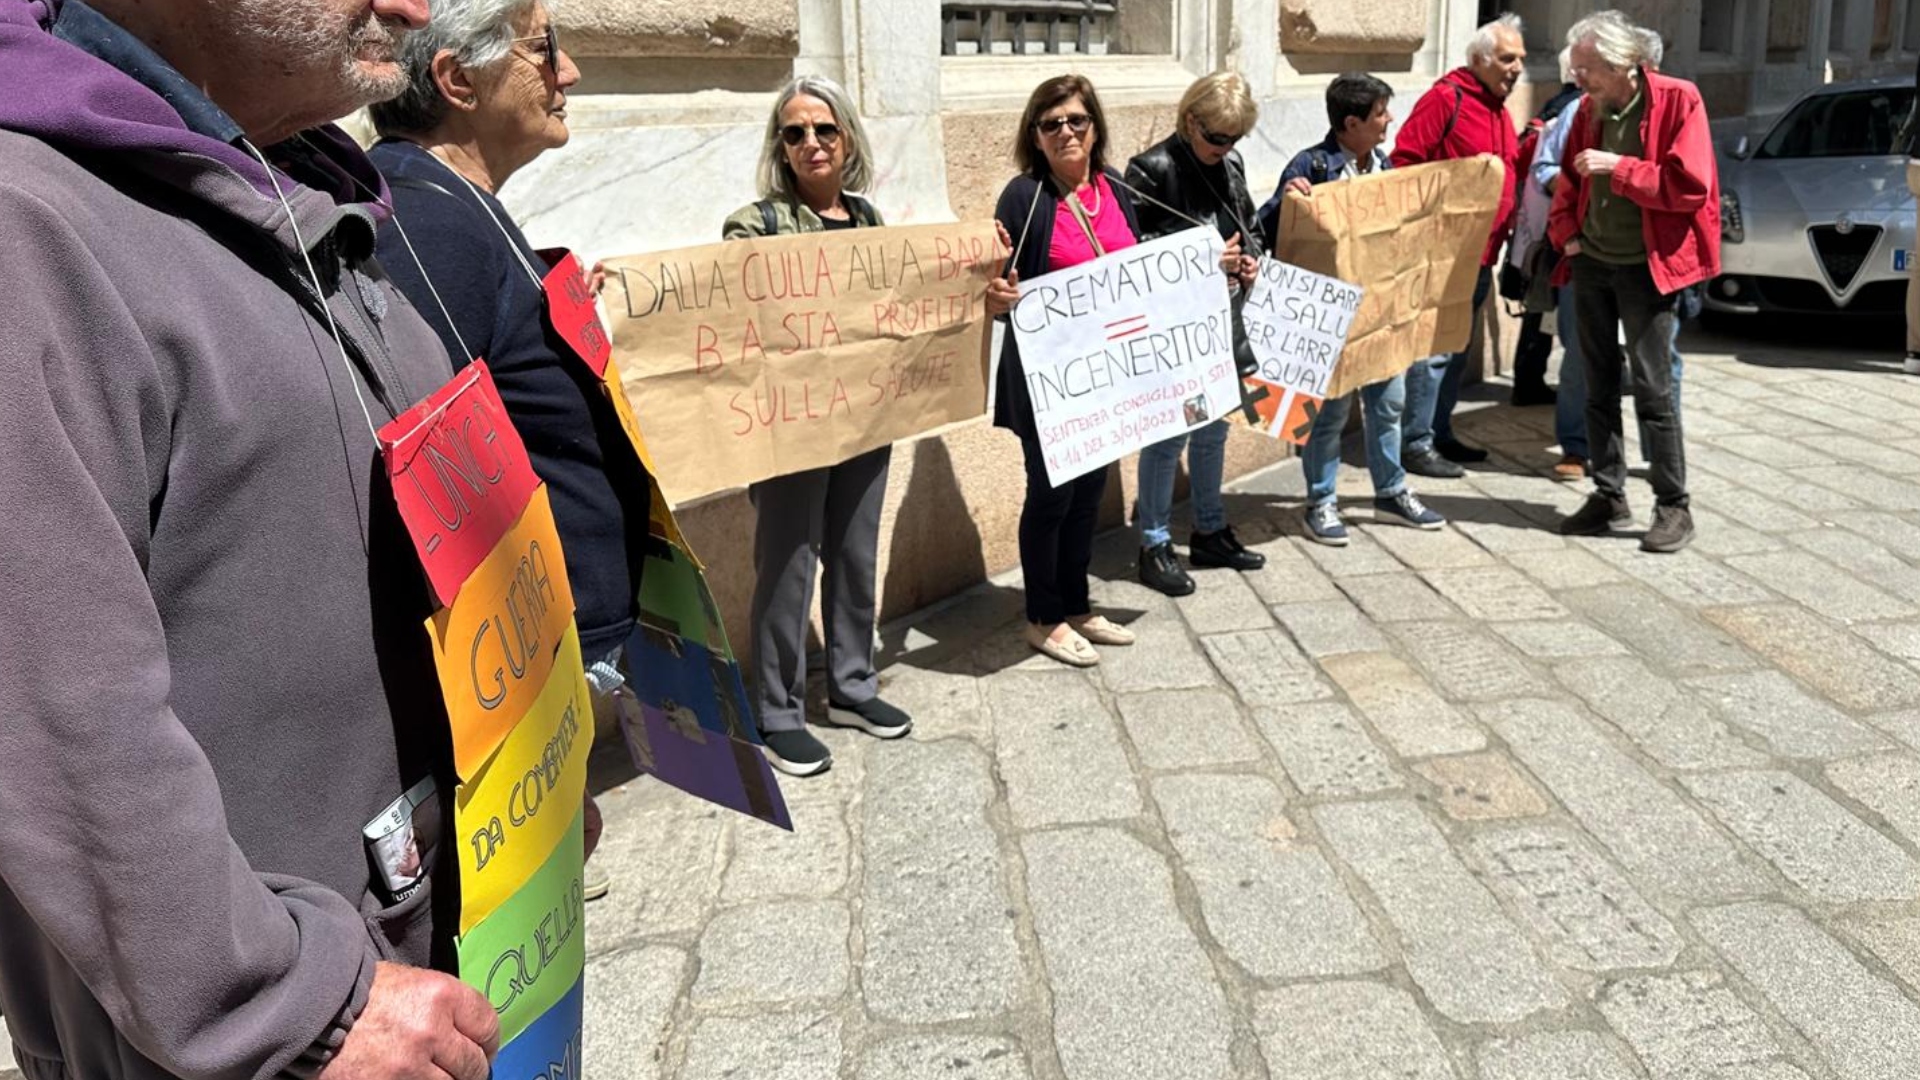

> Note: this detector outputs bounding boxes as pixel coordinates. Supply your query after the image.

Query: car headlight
[1721,190,1744,244]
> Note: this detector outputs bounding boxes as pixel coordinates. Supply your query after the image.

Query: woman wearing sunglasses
[1123,72,1268,597]
[720,77,912,777]
[982,75,1144,668]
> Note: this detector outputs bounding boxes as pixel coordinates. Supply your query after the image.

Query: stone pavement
[581,323,1920,1080]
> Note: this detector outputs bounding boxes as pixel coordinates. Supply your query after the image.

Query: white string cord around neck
[424,149,546,289]
[241,138,381,443]
[294,134,478,367]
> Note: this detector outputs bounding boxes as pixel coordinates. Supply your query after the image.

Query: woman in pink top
[983,75,1145,668]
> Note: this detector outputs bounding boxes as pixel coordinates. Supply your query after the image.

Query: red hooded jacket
[1547,68,1721,294]
[1390,67,1520,266]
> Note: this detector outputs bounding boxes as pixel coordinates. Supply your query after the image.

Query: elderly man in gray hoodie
[0,1,507,1079]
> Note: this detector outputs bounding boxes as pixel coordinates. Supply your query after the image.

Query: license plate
[1897,249,1914,272]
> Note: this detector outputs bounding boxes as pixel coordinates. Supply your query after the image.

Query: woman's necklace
[1075,178,1102,217]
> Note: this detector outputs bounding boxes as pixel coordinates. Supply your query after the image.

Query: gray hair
[1558,46,1575,85]
[756,75,875,199]
[1468,13,1524,63]
[1636,26,1664,69]
[1566,9,1649,71]
[369,0,538,136]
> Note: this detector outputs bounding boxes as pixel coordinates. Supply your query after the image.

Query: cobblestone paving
[584,329,1920,1080]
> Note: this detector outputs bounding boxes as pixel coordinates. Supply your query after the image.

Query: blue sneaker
[1304,503,1349,546]
[1373,491,1445,530]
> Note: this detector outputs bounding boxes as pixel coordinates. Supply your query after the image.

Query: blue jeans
[1138,419,1230,546]
[1554,285,1588,458]
[1304,375,1408,507]
[1404,265,1493,454]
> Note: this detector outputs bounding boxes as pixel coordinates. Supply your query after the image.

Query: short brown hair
[1012,74,1111,179]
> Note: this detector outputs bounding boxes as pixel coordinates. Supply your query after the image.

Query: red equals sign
[1106,314,1149,341]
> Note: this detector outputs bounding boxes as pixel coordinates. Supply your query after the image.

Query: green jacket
[722,192,884,238]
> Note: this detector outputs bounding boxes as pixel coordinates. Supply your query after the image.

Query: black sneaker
[1511,383,1558,407]
[763,728,832,777]
[1404,447,1466,479]
[1436,437,1489,464]
[1139,541,1196,596]
[826,695,913,739]
[1559,493,1633,536]
[1189,526,1266,571]
[1641,504,1696,553]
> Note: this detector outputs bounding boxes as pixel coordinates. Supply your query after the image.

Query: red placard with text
[539,249,613,379]
[378,361,541,605]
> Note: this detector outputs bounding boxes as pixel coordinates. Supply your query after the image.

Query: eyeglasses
[1035,113,1093,137]
[1197,123,1243,149]
[780,123,842,148]
[510,25,560,71]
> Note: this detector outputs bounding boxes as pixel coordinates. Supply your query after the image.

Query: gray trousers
[748,445,892,732]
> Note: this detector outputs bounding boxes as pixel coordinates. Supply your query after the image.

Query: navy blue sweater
[370,139,647,658]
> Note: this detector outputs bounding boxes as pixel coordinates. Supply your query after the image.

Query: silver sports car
[1708,77,1915,316]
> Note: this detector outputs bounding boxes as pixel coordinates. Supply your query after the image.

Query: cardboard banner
[455,625,592,933]
[1240,258,1365,444]
[1278,157,1503,397]
[1009,226,1241,486]
[425,487,577,780]
[457,809,586,1045]
[603,222,1003,503]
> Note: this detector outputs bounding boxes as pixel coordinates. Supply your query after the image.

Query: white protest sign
[1239,257,1364,444]
[1010,226,1240,486]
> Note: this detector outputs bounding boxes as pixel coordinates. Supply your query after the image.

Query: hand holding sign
[1010,226,1241,485]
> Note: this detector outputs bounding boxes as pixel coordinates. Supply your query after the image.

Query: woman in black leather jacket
[1123,72,1268,598]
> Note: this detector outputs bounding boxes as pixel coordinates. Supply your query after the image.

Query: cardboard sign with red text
[602,222,1002,503]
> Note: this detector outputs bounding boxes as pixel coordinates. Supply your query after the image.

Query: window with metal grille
[940,1,1120,56]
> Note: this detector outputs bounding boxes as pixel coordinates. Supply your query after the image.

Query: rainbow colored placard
[379,360,591,1071]
[539,249,790,831]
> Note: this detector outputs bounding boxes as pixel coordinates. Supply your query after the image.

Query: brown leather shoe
[1552,454,1588,481]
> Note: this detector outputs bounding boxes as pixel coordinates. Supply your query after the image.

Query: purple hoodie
[0,4,460,1079]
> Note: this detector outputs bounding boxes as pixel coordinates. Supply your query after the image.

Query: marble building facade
[498,0,1919,639]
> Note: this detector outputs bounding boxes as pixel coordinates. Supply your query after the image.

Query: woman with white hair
[721,77,912,776]
[367,0,625,897]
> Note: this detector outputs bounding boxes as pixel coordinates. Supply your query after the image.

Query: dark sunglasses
[1197,123,1244,149]
[780,123,843,147]
[1035,113,1093,136]
[510,25,560,71]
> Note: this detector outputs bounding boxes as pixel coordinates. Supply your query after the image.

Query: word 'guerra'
[620,234,992,317]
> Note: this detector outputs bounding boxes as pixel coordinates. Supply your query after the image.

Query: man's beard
[227,2,412,108]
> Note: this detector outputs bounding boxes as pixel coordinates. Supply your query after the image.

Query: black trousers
[1512,310,1553,390]
[1571,254,1688,507]
[1017,431,1107,625]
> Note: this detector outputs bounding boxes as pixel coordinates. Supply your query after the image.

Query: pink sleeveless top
[1047,174,1137,272]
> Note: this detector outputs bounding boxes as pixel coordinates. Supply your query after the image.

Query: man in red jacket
[1548,9,1719,553]
[1390,13,1526,477]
